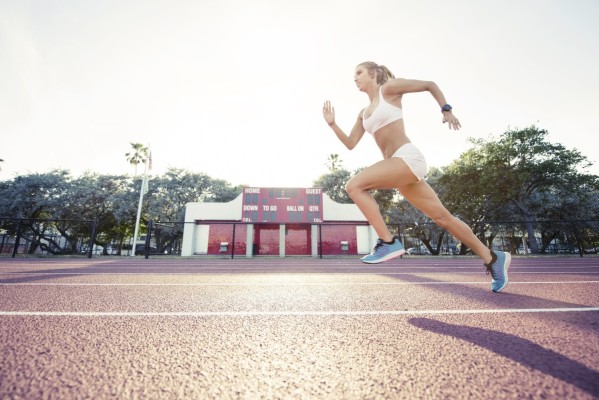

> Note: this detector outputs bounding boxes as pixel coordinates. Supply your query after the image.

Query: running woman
[322,61,510,292]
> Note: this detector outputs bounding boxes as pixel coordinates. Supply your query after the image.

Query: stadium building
[181,187,377,257]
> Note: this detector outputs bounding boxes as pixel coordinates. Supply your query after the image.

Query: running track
[1,256,598,399]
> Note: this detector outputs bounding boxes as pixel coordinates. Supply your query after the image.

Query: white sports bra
[362,86,403,134]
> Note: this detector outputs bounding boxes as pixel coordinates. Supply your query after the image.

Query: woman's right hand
[442,111,461,130]
[322,100,335,126]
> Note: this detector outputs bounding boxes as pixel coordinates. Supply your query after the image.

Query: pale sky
[1,0,598,187]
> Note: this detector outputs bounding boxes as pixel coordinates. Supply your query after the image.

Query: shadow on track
[386,268,599,333]
[409,317,599,397]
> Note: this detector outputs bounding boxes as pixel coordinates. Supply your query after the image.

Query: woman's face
[354,65,374,91]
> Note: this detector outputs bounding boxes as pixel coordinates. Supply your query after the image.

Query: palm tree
[125,143,148,176]
[326,153,343,172]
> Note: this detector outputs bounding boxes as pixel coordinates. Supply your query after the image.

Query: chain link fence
[392,219,599,256]
[1,217,597,258]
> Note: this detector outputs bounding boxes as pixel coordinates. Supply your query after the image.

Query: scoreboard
[241,187,323,223]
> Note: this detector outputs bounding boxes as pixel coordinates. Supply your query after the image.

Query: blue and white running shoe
[361,236,406,264]
[485,251,511,292]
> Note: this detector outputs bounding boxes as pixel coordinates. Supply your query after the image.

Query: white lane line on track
[2,264,598,269]
[1,307,598,317]
[2,271,599,276]
[1,262,598,270]
[1,281,599,287]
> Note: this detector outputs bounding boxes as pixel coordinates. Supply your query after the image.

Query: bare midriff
[372,119,411,159]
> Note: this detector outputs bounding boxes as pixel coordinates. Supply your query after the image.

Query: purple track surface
[1,256,598,399]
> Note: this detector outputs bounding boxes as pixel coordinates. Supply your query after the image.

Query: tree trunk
[524,221,539,254]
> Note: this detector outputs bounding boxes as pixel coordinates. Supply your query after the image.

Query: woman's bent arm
[323,101,366,150]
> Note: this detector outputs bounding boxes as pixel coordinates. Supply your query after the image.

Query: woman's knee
[344,177,361,197]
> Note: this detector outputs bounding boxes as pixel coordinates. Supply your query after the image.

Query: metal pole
[231,223,236,259]
[319,224,322,259]
[131,161,148,257]
[88,218,98,259]
[144,220,152,259]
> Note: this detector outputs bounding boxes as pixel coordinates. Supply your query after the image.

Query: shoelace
[484,252,498,279]
[485,264,496,279]
[372,240,384,253]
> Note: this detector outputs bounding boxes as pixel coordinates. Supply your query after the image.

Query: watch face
[443,105,452,111]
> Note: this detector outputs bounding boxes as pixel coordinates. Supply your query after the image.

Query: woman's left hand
[442,112,461,130]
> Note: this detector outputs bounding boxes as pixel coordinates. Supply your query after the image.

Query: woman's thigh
[347,158,419,191]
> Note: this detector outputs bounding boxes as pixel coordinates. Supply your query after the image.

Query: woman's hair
[357,61,395,85]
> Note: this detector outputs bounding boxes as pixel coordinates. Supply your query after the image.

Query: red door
[285,224,311,256]
[254,224,279,255]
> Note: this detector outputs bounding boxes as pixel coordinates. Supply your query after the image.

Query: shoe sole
[492,252,511,292]
[361,249,406,264]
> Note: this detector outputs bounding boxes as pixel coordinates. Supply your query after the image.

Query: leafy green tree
[145,168,241,253]
[532,170,599,254]
[0,170,70,219]
[439,125,597,254]
[60,173,137,255]
[0,166,245,255]
[438,145,515,251]
[0,171,140,255]
[0,170,73,253]
[148,168,240,222]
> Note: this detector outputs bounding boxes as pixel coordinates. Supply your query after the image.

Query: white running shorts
[392,143,428,181]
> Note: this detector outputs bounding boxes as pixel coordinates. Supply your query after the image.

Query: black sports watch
[441,104,452,113]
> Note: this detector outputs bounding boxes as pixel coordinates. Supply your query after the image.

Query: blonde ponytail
[358,61,395,85]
